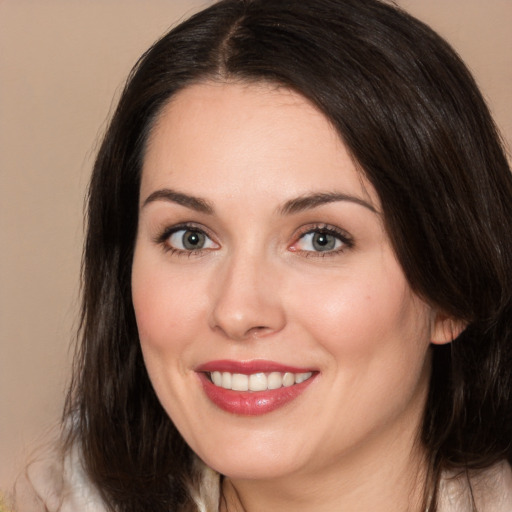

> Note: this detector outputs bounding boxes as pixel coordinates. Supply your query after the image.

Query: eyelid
[289,223,354,255]
[154,222,219,254]
[153,221,353,257]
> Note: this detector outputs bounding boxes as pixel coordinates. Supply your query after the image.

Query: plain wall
[1,0,511,493]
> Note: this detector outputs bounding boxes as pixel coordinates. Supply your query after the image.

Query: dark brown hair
[65,0,512,510]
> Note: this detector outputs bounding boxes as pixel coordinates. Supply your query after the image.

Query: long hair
[64,0,512,510]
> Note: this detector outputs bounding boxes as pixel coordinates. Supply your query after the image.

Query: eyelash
[154,222,354,258]
[155,223,217,257]
[291,224,354,258]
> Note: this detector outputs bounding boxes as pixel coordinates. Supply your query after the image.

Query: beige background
[1,0,510,492]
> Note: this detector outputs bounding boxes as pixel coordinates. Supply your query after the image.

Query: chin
[188,429,308,481]
[206,456,300,481]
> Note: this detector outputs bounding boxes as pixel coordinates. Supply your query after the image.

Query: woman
[16,0,512,510]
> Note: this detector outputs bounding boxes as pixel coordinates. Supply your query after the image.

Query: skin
[131,81,456,511]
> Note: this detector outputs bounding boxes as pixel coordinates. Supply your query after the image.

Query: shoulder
[14,443,106,512]
[438,460,512,512]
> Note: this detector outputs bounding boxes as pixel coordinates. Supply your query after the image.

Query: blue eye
[166,228,218,251]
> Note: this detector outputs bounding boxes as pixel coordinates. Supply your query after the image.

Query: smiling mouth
[208,371,314,392]
[197,362,317,415]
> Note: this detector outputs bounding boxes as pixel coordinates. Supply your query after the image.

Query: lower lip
[198,373,316,416]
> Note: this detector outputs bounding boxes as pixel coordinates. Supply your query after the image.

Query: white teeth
[295,372,311,384]
[231,373,249,391]
[211,371,222,386]
[249,373,267,391]
[209,371,313,391]
[267,372,282,390]
[282,372,295,387]
[221,371,232,389]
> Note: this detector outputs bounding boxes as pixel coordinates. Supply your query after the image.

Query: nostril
[247,326,273,338]
[209,279,287,341]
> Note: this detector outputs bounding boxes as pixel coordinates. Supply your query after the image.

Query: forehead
[140,81,377,208]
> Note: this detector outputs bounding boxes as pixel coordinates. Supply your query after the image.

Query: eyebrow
[278,192,377,215]
[142,188,214,214]
[141,188,377,216]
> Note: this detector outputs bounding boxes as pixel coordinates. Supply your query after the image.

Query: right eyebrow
[141,188,214,214]
[278,191,377,215]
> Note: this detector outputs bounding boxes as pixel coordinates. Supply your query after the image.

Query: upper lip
[196,359,315,374]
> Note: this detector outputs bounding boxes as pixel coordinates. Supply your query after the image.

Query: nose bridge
[210,244,285,341]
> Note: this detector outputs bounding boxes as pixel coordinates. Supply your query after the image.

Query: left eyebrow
[141,188,214,214]
[278,192,378,215]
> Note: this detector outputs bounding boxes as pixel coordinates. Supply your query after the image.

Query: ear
[430,311,467,345]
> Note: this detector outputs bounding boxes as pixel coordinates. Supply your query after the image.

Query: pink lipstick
[196,360,317,416]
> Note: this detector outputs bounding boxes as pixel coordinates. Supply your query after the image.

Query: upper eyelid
[153,221,354,248]
[156,224,220,256]
[294,223,353,241]
[154,222,215,244]
[290,224,355,253]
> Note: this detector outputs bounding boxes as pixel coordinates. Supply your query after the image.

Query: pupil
[183,230,204,250]
[313,232,335,251]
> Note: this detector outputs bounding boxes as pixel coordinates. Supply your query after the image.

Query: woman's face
[132,81,438,481]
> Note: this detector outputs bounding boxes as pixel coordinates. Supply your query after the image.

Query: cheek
[132,273,173,349]
[131,255,206,355]
[131,253,206,412]
[287,265,433,449]
[290,261,431,374]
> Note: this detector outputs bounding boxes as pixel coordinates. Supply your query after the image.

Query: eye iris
[182,230,205,250]
[312,232,336,251]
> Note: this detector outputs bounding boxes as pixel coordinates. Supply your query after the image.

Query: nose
[209,251,286,341]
